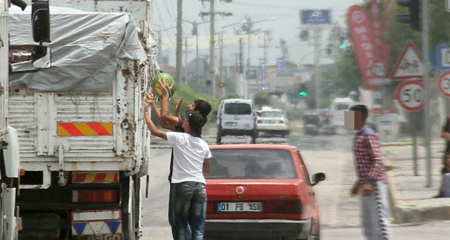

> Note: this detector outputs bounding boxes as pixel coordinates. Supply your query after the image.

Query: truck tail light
[72,190,118,203]
[265,200,302,214]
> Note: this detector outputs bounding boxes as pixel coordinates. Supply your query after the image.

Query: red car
[204,144,325,240]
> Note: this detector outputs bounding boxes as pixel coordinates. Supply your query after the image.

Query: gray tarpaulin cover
[9,6,147,92]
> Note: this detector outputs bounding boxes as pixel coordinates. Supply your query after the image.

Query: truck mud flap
[20,213,66,240]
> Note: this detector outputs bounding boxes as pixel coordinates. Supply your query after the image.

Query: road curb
[384,147,450,224]
[381,142,413,147]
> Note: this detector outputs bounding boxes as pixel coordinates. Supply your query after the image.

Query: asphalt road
[142,134,450,239]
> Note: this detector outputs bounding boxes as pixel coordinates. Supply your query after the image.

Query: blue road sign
[437,44,450,71]
[300,10,332,25]
[259,58,266,85]
[277,57,284,73]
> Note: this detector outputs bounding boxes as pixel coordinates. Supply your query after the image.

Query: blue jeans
[169,182,207,240]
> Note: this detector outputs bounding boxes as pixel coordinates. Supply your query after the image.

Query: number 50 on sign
[439,71,450,98]
[396,80,424,111]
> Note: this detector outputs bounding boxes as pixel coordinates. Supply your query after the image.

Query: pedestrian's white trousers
[360,181,392,240]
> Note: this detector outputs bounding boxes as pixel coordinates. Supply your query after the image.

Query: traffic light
[299,83,308,97]
[32,0,51,43]
[396,0,420,31]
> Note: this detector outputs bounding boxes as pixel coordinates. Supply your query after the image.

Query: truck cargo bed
[9,61,151,188]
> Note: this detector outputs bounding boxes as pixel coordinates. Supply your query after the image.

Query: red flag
[348,5,380,90]
[370,0,383,62]
[371,0,391,76]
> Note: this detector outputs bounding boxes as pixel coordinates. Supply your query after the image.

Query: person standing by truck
[146,81,212,236]
[144,98,211,240]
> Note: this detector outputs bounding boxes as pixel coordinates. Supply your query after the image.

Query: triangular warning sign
[88,222,105,235]
[72,222,87,235]
[391,41,424,80]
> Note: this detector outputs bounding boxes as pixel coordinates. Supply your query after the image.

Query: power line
[154,1,176,45]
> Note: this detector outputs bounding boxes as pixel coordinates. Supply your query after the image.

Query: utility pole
[259,31,270,87]
[158,29,163,68]
[176,0,183,83]
[199,1,232,98]
[238,37,245,97]
[196,22,200,93]
[236,17,275,98]
[313,28,321,109]
[422,0,431,188]
[183,20,209,92]
[218,33,225,98]
[184,36,191,85]
[209,0,216,98]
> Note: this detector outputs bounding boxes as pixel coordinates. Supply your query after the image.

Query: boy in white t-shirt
[144,101,211,240]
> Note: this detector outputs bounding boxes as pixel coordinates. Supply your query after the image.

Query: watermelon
[153,73,175,98]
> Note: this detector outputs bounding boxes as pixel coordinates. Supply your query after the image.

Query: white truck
[8,1,156,239]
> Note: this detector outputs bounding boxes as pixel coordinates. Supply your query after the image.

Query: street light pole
[209,0,216,98]
[176,0,183,84]
[314,27,321,109]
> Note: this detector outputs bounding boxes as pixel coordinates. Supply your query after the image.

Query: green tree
[253,92,270,108]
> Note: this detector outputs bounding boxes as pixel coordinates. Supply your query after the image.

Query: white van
[216,99,257,144]
[329,97,359,133]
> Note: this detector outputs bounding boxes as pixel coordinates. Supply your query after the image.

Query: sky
[152,0,365,67]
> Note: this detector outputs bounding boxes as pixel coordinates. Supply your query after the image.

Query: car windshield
[205,149,297,179]
[334,103,350,111]
[260,111,282,118]
[224,103,252,115]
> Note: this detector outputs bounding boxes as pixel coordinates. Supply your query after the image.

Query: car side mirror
[32,46,51,68]
[312,172,326,186]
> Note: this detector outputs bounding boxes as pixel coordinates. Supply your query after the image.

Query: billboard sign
[300,10,332,25]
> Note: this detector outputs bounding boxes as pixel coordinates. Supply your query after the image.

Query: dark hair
[194,99,212,123]
[350,104,368,121]
[188,112,205,137]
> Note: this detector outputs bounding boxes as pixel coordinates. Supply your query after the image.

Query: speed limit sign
[438,71,450,97]
[396,80,424,111]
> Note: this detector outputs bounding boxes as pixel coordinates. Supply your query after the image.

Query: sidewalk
[382,141,450,224]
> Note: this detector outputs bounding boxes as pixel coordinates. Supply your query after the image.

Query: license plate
[78,233,123,240]
[218,202,263,212]
[225,122,238,127]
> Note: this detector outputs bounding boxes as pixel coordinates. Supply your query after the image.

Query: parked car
[318,108,335,135]
[256,108,290,137]
[216,99,257,144]
[303,110,322,135]
[204,144,325,240]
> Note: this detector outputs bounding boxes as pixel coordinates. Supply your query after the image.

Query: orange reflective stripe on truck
[72,172,119,183]
[58,122,113,136]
